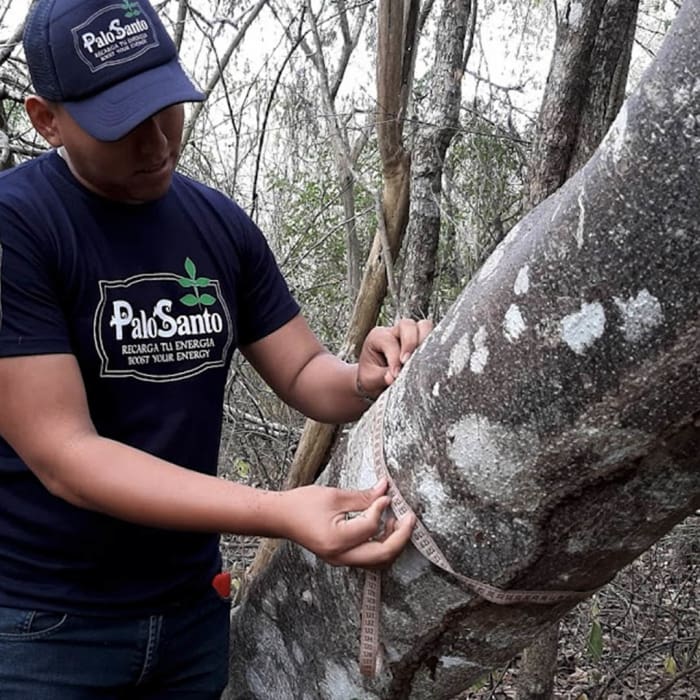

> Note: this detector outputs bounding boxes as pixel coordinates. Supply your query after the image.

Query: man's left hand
[356,318,433,401]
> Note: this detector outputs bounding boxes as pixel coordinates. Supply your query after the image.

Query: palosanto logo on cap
[72,1,159,72]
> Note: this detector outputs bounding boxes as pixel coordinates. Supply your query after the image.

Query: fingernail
[401,353,409,363]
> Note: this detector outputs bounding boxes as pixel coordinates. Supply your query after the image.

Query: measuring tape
[359,391,596,677]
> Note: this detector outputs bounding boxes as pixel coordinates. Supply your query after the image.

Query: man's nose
[131,114,168,152]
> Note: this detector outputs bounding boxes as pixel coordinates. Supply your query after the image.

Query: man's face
[51,103,185,203]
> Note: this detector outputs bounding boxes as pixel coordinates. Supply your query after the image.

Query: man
[0,0,430,697]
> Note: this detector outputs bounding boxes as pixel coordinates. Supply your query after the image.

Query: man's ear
[25,96,63,147]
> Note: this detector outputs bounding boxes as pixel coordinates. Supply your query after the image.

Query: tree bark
[401,0,473,320]
[517,2,641,695]
[567,0,641,176]
[526,0,607,209]
[516,623,559,700]
[226,3,700,696]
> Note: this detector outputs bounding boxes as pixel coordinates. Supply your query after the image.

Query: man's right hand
[278,478,416,568]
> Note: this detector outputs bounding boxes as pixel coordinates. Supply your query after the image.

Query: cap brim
[63,58,205,142]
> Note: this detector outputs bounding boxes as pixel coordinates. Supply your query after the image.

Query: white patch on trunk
[514,265,530,295]
[576,185,586,249]
[503,221,522,246]
[321,661,367,699]
[301,590,313,605]
[568,1,583,30]
[613,288,663,342]
[432,381,441,397]
[440,314,460,345]
[446,414,540,508]
[560,302,606,354]
[504,304,526,342]
[470,326,489,373]
[478,244,505,281]
[440,655,469,668]
[340,425,378,491]
[551,199,563,223]
[448,332,472,377]
[601,102,629,164]
[416,473,448,523]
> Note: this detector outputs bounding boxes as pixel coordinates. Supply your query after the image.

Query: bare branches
[173,0,188,51]
[181,0,269,149]
[0,15,25,68]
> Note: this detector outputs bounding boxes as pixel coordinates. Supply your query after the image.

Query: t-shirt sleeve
[0,205,72,357]
[235,215,300,346]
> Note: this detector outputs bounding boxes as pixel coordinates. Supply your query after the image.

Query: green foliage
[587,619,604,661]
[663,654,678,675]
[427,113,527,320]
[586,598,604,661]
[233,458,251,479]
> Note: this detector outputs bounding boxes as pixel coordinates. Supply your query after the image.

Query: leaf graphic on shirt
[177,258,218,309]
[178,276,211,289]
[122,1,141,18]
[180,294,200,307]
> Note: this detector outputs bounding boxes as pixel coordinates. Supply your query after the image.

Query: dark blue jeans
[0,588,231,699]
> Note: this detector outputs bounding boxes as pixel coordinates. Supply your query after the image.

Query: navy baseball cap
[23,0,204,141]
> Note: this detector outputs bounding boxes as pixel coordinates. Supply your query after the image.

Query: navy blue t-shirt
[0,151,299,615]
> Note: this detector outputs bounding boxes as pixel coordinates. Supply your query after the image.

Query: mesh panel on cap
[23,0,64,101]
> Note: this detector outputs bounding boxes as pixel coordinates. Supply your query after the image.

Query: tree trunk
[400,0,473,320]
[517,2,641,695]
[226,3,700,697]
[567,0,641,177]
[516,623,559,700]
[526,0,607,209]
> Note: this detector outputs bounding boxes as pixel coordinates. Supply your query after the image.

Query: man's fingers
[417,318,433,345]
[336,478,388,513]
[396,317,433,364]
[332,511,416,568]
[339,493,391,543]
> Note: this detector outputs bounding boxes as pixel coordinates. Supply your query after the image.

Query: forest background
[0,0,696,697]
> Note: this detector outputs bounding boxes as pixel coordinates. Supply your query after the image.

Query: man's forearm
[37,432,291,536]
[28,432,411,568]
[283,353,369,424]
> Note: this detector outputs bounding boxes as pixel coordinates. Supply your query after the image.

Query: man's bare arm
[241,314,432,423]
[0,353,413,567]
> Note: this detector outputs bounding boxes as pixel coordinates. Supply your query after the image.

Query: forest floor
[462,517,699,699]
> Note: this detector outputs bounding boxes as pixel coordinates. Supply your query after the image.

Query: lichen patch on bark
[613,288,663,342]
[469,327,489,373]
[514,265,530,295]
[448,332,472,377]
[559,301,606,354]
[504,304,527,342]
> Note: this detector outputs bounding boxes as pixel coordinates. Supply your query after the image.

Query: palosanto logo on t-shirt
[94,258,234,381]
